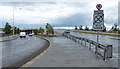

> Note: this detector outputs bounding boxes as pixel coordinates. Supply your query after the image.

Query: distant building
[21,29,35,34]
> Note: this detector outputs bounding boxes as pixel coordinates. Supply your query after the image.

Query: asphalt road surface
[2,35,49,67]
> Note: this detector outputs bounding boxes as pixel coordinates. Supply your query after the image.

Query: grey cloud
[53,13,92,27]
[0,2,33,7]
[0,1,118,29]
[0,2,58,7]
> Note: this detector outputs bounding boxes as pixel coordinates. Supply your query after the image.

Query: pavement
[21,36,118,67]
[0,35,18,42]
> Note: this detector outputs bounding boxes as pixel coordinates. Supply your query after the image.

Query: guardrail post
[81,39,83,45]
[89,43,91,50]
[70,35,71,39]
[74,37,76,41]
[67,35,69,38]
[77,38,79,43]
[74,37,76,42]
[76,37,77,42]
[85,40,86,46]
[75,37,77,42]
[103,47,107,61]
[72,36,74,40]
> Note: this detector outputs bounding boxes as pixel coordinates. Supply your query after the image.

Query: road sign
[93,10,105,30]
[96,4,102,10]
[93,4,105,59]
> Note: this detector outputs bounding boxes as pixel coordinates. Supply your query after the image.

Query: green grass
[36,34,61,37]
[73,30,120,37]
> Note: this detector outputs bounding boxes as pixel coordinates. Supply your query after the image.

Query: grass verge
[35,34,60,37]
[73,30,120,37]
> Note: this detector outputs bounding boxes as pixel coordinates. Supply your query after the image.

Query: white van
[20,32,26,38]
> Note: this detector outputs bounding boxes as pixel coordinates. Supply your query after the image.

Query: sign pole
[96,31,99,58]
[93,4,104,59]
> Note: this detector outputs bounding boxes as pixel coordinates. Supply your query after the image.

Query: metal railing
[63,33,112,61]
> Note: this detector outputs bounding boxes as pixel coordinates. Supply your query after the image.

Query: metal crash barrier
[63,33,112,61]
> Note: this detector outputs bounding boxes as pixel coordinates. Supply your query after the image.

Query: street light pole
[13,8,15,36]
[12,7,21,36]
[96,31,99,58]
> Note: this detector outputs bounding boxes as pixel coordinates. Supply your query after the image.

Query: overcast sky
[0,0,119,30]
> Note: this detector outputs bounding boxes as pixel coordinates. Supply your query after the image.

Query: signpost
[93,4,105,58]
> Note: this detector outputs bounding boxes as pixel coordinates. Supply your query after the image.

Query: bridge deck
[22,36,118,67]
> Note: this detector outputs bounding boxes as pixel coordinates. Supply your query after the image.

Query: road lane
[2,36,48,67]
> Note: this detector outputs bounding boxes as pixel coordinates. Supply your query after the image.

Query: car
[64,30,70,33]
[29,33,34,36]
[20,32,26,38]
[29,33,33,36]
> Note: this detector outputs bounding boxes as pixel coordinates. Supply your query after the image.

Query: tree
[14,27,17,34]
[10,26,21,34]
[16,28,20,34]
[110,23,118,33]
[85,26,89,31]
[111,26,114,30]
[118,28,120,34]
[113,23,118,32]
[75,25,78,30]
[46,23,54,35]
[102,26,106,32]
[79,25,83,30]
[39,27,44,34]
[3,22,12,34]
[51,27,54,35]
[33,29,39,35]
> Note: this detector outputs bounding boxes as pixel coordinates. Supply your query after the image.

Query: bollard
[106,45,112,58]
[103,47,107,61]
